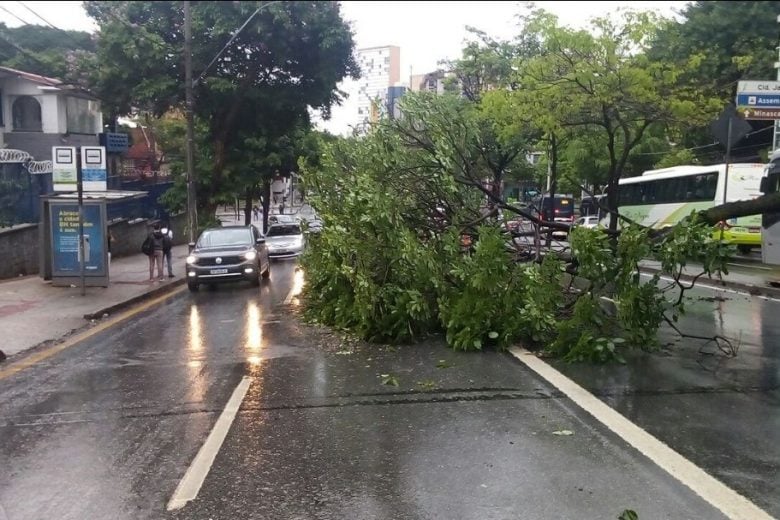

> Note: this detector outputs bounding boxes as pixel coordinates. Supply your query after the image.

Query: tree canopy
[0,22,94,83]
[84,0,358,226]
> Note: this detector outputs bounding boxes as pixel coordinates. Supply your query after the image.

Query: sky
[0,1,689,134]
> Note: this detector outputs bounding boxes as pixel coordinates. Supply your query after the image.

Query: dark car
[185,225,270,292]
[579,195,606,217]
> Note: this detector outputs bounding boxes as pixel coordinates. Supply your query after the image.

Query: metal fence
[0,167,174,228]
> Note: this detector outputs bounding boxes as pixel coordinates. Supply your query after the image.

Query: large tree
[515,10,721,232]
[84,1,359,221]
[648,1,780,158]
[650,1,780,101]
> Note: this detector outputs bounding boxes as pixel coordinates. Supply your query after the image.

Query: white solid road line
[509,347,774,520]
[283,284,296,304]
[166,376,253,511]
[639,272,780,302]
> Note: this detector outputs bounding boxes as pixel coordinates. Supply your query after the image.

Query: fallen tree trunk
[700,192,780,225]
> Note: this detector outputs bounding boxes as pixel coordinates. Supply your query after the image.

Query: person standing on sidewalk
[142,224,167,282]
[161,223,174,278]
[107,230,116,272]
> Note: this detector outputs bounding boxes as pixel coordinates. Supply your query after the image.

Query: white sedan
[265,223,305,258]
[572,216,600,229]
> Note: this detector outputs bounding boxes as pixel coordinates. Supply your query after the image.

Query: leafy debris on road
[380,374,400,387]
[416,380,436,390]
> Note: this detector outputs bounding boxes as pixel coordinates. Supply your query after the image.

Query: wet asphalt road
[553,279,780,518]
[0,260,760,519]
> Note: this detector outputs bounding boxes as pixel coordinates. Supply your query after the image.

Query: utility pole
[76,149,85,296]
[184,0,198,243]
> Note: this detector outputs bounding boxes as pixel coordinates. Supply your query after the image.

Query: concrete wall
[107,213,188,258]
[41,94,60,133]
[4,133,99,161]
[0,213,187,280]
[0,223,39,278]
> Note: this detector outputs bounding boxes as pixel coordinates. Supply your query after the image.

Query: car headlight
[244,251,257,260]
[186,255,197,265]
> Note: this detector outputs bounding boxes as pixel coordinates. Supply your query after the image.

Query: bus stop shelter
[40,190,147,286]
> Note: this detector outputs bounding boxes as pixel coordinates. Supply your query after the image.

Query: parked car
[306,217,323,234]
[185,225,270,292]
[265,223,305,258]
[269,214,298,225]
[572,215,600,229]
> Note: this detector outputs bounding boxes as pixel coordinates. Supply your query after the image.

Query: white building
[352,45,400,130]
[0,66,103,161]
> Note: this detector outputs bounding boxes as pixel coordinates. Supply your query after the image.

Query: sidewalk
[0,245,189,359]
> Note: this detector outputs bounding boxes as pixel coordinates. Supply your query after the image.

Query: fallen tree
[299,94,769,362]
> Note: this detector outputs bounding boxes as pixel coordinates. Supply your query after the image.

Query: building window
[0,89,3,126]
[66,97,99,134]
[12,96,42,132]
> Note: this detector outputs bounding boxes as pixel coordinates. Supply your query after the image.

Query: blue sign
[99,132,129,153]
[51,203,105,276]
[736,94,780,108]
[81,146,107,191]
[83,168,106,182]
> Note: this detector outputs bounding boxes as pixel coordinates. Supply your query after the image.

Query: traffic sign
[80,146,107,191]
[52,146,77,192]
[737,80,780,93]
[737,107,780,120]
[736,94,780,108]
[710,104,751,147]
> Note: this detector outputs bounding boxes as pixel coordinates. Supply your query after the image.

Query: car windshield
[197,228,252,248]
[267,225,301,237]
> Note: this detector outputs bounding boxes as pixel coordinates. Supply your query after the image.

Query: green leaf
[381,374,400,387]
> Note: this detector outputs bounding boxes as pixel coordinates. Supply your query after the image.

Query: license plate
[210,268,228,275]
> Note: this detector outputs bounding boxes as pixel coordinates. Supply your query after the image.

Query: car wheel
[737,245,752,255]
[187,281,199,292]
[262,262,271,279]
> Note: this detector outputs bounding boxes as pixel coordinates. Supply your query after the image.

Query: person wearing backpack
[161,223,174,278]
[142,223,168,282]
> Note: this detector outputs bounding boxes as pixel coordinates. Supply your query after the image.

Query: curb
[639,267,780,299]
[83,278,186,320]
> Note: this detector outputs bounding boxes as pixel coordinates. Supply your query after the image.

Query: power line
[0,5,32,26]
[98,7,172,53]
[0,27,47,63]
[17,1,59,30]
[16,1,90,50]
[193,0,281,86]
